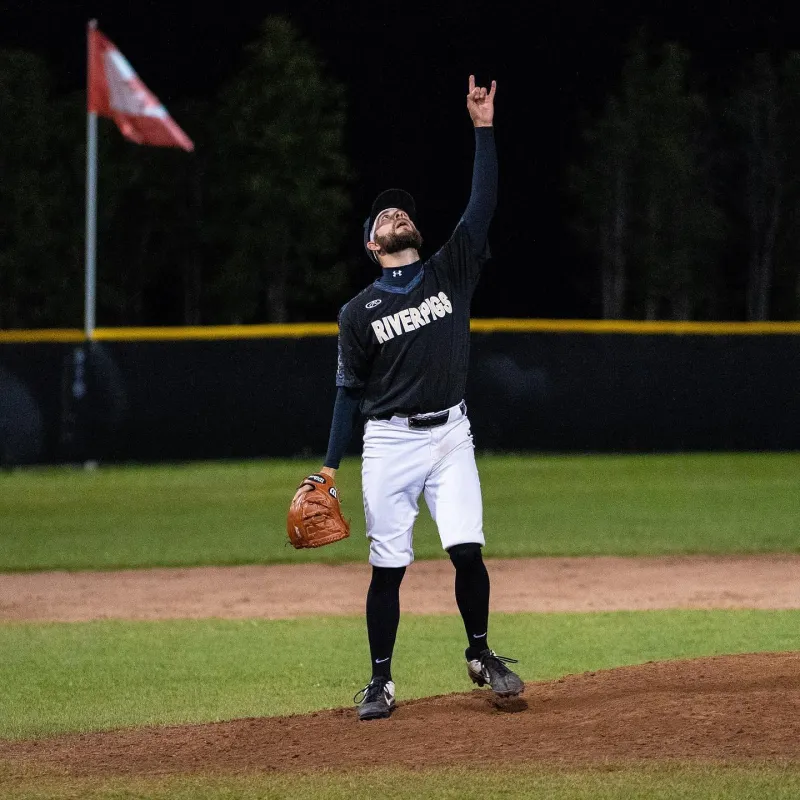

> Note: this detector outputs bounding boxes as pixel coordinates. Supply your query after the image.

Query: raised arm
[462,76,498,250]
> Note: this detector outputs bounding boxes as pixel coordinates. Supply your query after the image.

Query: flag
[88,24,194,152]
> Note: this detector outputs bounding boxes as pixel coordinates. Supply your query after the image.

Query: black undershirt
[378,260,423,287]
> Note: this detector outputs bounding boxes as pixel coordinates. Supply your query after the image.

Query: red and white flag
[88,25,194,152]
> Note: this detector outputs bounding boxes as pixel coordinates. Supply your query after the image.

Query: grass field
[2,452,799,798]
[1,609,798,739]
[5,765,800,800]
[1,452,798,571]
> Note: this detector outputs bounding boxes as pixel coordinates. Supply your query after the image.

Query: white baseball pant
[361,401,485,567]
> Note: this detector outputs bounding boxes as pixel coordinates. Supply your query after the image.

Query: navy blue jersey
[336,222,489,417]
[322,125,496,470]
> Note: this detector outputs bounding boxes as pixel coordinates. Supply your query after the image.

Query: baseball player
[296,75,522,721]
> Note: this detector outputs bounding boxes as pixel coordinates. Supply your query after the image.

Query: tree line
[1,24,800,327]
[0,18,350,328]
[571,31,800,321]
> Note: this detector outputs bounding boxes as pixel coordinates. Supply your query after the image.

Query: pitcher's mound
[3,652,799,777]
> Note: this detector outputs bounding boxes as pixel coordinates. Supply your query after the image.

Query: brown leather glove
[287,473,350,549]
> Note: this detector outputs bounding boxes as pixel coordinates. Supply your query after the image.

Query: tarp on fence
[0,331,797,464]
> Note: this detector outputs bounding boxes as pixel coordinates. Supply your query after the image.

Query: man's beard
[376,227,423,255]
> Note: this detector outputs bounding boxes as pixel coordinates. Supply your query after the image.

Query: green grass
[3,764,800,800]
[1,609,798,739]
[1,453,798,571]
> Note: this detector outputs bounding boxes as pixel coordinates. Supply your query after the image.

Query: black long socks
[366,547,489,680]
[448,543,491,660]
[366,565,406,679]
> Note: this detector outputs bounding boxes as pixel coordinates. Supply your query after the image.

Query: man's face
[372,208,423,255]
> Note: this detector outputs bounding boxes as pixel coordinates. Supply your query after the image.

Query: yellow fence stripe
[470,318,800,334]
[0,329,86,343]
[1,319,800,343]
[92,323,340,340]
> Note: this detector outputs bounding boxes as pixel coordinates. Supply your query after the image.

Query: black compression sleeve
[324,386,363,469]
[461,127,498,251]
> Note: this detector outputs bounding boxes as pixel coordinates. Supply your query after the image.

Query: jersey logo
[365,299,382,309]
[370,292,453,344]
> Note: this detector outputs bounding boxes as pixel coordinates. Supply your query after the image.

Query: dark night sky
[2,0,797,318]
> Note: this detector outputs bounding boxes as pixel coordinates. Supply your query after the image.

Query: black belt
[370,401,466,429]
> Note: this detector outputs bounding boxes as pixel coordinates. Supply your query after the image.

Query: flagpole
[85,19,98,340]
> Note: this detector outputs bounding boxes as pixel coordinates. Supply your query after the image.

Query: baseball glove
[287,473,350,549]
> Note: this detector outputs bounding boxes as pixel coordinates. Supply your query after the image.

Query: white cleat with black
[466,649,524,697]
[354,676,396,720]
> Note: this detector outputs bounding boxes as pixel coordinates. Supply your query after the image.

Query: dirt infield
[3,554,800,622]
[2,555,799,778]
[2,653,799,777]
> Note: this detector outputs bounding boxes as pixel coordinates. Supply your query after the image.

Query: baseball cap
[363,188,417,264]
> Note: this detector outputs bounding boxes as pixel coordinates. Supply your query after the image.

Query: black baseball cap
[363,188,417,264]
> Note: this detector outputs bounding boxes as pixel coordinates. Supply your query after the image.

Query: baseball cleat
[354,676,396,720]
[466,649,524,697]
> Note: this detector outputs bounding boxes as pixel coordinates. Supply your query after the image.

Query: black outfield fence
[0,321,798,465]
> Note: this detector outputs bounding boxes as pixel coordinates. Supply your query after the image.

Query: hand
[292,467,337,504]
[466,75,496,127]
[292,483,312,504]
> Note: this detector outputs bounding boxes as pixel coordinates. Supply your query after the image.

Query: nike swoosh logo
[473,633,487,639]
[375,657,390,663]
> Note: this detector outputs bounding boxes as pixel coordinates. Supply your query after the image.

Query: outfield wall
[0,321,798,465]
